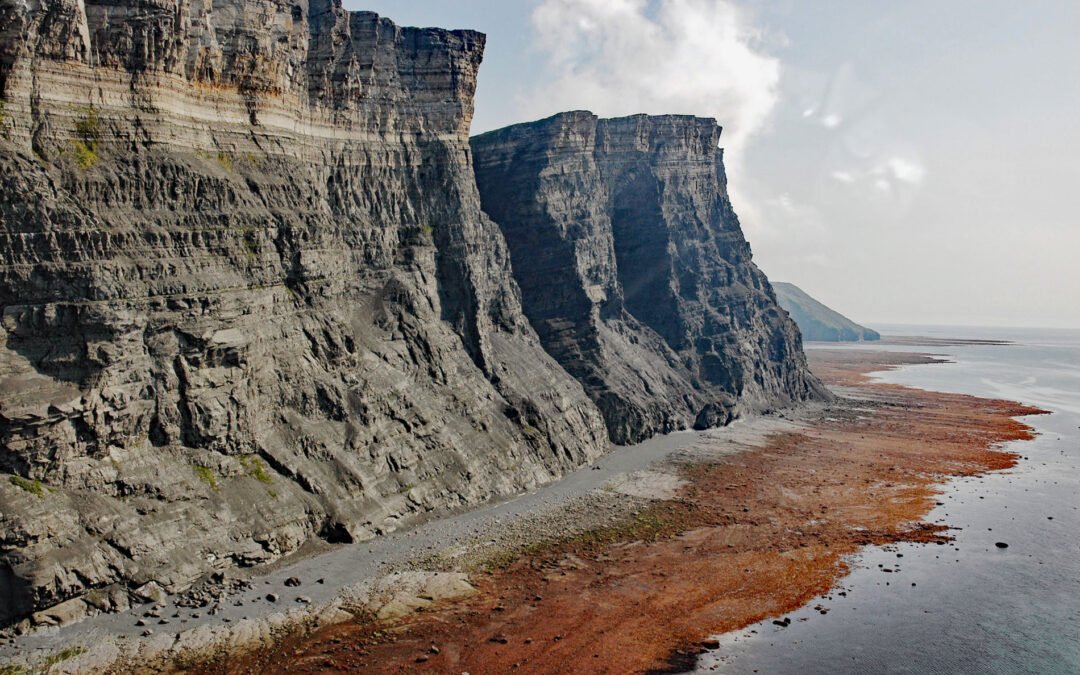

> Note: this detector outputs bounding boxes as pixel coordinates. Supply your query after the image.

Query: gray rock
[0,1,819,631]
[471,112,825,443]
[0,2,605,626]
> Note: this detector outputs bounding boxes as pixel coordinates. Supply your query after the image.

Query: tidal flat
[203,346,1044,674]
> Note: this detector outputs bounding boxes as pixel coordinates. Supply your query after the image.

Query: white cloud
[883,157,926,184]
[831,170,856,183]
[524,0,780,161]
[821,113,843,128]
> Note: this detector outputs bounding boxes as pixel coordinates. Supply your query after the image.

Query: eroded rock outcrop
[0,3,607,626]
[471,112,823,443]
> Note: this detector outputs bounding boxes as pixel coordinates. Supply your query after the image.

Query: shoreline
[0,345,1046,674]
[209,347,1046,674]
[0,397,814,673]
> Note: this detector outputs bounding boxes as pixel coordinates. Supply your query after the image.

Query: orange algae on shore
[208,349,1046,675]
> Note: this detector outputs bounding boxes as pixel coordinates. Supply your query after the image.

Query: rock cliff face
[0,3,608,626]
[471,112,823,443]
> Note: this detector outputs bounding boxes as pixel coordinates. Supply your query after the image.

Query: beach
[186,345,1046,674]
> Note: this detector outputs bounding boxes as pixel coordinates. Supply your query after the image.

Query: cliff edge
[471,112,825,444]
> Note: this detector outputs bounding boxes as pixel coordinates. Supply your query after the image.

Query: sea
[697,325,1080,674]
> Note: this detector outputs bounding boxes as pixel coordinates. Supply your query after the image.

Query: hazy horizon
[354,1,1080,330]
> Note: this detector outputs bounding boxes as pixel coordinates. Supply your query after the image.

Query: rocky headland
[0,0,818,632]
[472,112,823,443]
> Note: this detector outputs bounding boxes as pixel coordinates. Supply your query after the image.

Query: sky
[352,0,1080,330]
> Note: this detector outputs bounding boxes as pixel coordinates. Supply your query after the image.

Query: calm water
[698,325,1080,674]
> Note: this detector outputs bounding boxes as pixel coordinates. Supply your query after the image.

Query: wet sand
[204,349,1045,674]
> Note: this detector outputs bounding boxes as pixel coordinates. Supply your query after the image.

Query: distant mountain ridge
[774,283,880,342]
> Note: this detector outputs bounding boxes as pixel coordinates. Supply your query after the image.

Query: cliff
[773,282,880,342]
[471,112,824,444]
[0,1,609,626]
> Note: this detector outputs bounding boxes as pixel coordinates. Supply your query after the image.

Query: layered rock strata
[0,3,608,626]
[471,112,823,444]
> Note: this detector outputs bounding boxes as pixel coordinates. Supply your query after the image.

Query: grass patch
[42,646,86,668]
[240,455,273,484]
[239,225,259,258]
[71,106,101,169]
[8,475,44,497]
[420,224,434,237]
[0,663,25,675]
[217,151,234,172]
[243,233,259,257]
[73,106,100,141]
[71,140,98,169]
[193,465,218,491]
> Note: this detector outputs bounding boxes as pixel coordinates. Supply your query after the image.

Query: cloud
[828,156,925,192]
[523,0,780,161]
[882,157,926,184]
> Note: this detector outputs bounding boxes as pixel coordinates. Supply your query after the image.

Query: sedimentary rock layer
[471,111,823,443]
[0,2,607,626]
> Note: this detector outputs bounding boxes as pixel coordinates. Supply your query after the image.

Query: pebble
[995,542,1009,549]
[266,593,279,603]
[284,577,302,587]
